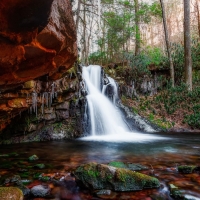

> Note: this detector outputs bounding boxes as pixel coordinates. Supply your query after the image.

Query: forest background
[72,0,200,131]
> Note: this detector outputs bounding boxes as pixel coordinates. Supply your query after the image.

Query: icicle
[51,82,55,98]
[31,92,38,117]
[44,92,48,108]
[41,93,44,115]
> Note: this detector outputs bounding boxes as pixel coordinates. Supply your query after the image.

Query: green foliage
[122,47,166,82]
[170,43,184,84]
[154,82,200,128]
[89,51,107,65]
[184,113,200,129]
[170,38,200,84]
[93,0,162,64]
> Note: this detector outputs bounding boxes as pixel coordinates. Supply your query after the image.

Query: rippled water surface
[0,132,200,199]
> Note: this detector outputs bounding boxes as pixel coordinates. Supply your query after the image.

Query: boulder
[74,162,160,191]
[178,165,198,174]
[28,155,39,161]
[0,187,23,200]
[30,184,50,197]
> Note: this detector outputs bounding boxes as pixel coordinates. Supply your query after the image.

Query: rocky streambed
[0,134,200,200]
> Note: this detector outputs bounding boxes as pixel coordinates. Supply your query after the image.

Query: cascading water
[81,65,167,142]
[82,65,129,135]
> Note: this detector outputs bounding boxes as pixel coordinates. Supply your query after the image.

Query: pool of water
[0,132,200,199]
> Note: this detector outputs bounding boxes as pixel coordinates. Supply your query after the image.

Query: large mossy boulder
[0,187,23,200]
[74,162,160,191]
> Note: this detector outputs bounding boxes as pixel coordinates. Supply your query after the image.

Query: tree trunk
[184,0,192,91]
[160,0,175,87]
[82,0,87,64]
[76,0,81,31]
[134,0,140,56]
[196,0,200,38]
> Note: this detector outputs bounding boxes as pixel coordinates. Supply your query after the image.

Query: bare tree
[134,0,141,56]
[184,0,192,91]
[160,0,175,87]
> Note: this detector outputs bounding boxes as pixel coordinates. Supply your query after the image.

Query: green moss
[108,161,126,168]
[40,176,50,182]
[28,155,39,161]
[19,172,30,178]
[8,152,19,157]
[74,162,160,191]
[178,165,197,174]
[0,161,12,169]
[33,173,42,180]
[34,164,45,169]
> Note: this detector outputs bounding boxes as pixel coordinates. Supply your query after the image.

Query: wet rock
[8,152,19,157]
[108,161,148,171]
[34,164,45,169]
[8,98,28,108]
[29,155,39,161]
[0,187,23,200]
[30,184,50,197]
[16,182,30,196]
[44,113,56,121]
[95,189,117,199]
[169,184,184,199]
[74,162,160,191]
[178,165,197,174]
[55,102,69,110]
[27,123,37,132]
[0,154,9,157]
[10,175,21,183]
[56,110,69,120]
[23,81,35,89]
[44,107,54,114]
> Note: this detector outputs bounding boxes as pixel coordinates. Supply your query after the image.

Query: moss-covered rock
[178,165,197,174]
[169,184,184,199]
[0,187,23,200]
[28,155,39,161]
[74,162,160,191]
[108,161,148,171]
[34,164,45,169]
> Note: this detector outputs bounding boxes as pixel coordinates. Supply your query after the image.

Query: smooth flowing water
[0,133,200,199]
[82,65,129,136]
[82,65,161,141]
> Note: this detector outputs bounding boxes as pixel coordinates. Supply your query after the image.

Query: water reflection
[0,133,200,199]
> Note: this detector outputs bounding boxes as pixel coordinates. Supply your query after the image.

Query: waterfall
[81,65,166,142]
[82,65,129,135]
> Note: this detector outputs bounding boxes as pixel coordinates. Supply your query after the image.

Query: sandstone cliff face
[0,0,77,89]
[0,0,77,132]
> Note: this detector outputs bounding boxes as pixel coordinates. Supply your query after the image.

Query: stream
[0,133,200,199]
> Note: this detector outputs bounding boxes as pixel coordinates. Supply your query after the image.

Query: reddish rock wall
[0,0,77,89]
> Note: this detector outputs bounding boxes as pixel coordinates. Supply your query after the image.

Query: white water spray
[81,65,167,142]
[82,65,128,135]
